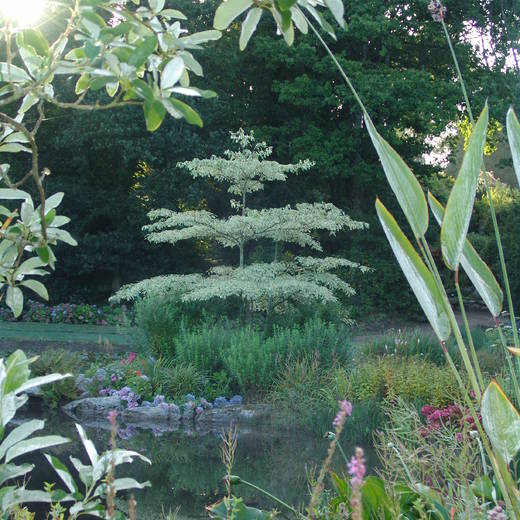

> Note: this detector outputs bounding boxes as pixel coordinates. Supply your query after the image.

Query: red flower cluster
[420,404,479,441]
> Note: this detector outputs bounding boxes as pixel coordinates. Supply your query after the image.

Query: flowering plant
[0,300,133,325]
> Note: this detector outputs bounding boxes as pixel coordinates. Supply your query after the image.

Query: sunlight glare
[0,0,46,28]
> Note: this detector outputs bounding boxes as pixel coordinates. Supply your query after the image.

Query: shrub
[151,359,206,399]
[269,355,331,430]
[175,318,352,396]
[357,329,448,365]
[338,357,459,407]
[133,296,202,358]
[31,350,83,407]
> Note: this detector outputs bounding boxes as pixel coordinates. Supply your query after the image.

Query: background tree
[36,0,518,319]
[113,130,369,324]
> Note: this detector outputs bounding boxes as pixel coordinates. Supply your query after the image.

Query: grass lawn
[0,322,134,347]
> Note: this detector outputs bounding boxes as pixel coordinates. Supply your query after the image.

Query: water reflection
[21,408,372,519]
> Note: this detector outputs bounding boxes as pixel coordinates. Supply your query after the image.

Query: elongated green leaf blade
[507,107,520,189]
[481,380,520,464]
[441,103,488,270]
[365,114,428,239]
[376,199,450,341]
[428,192,502,317]
[19,279,49,300]
[0,419,44,459]
[239,8,263,50]
[0,463,33,487]
[45,454,79,494]
[214,0,253,30]
[5,435,69,463]
[76,423,98,466]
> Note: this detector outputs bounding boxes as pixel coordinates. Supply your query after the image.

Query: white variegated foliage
[114,130,368,313]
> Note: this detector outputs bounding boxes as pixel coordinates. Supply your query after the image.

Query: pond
[17,403,375,519]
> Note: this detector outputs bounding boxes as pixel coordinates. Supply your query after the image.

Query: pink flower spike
[332,400,353,429]
[107,409,118,423]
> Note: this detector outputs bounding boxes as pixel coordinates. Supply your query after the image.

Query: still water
[20,406,372,519]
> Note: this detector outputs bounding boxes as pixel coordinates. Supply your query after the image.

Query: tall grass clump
[132,296,202,357]
[174,317,351,396]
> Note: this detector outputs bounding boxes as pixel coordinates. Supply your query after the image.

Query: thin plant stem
[335,440,350,468]
[238,479,304,518]
[454,272,484,388]
[496,321,520,405]
[298,9,368,116]
[440,18,520,351]
[439,340,517,517]
[388,443,415,485]
[419,237,482,399]
[301,10,520,514]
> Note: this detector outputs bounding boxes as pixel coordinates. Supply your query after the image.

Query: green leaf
[165,98,203,127]
[0,63,31,83]
[0,463,33,487]
[36,246,50,264]
[323,0,345,28]
[376,199,450,341]
[481,380,520,464]
[44,192,64,211]
[0,188,30,200]
[19,279,49,300]
[76,424,99,466]
[17,257,46,276]
[0,420,44,459]
[19,29,50,56]
[143,99,166,131]
[239,8,263,50]
[180,30,222,46]
[16,373,71,394]
[276,0,297,12]
[441,103,488,270]
[128,36,158,68]
[365,113,428,239]
[18,92,39,114]
[428,192,503,317]
[161,57,184,90]
[161,9,187,19]
[131,79,154,102]
[290,8,308,34]
[507,107,520,189]
[6,286,23,317]
[93,477,151,497]
[149,0,165,11]
[5,435,69,463]
[3,350,32,394]
[214,0,254,30]
[75,73,90,95]
[45,454,79,494]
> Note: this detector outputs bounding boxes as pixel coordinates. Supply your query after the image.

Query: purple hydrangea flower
[185,393,195,402]
[214,397,229,408]
[153,395,165,406]
[230,395,243,405]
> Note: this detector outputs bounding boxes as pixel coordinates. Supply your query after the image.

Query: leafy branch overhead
[114,130,369,315]
[213,0,346,48]
[0,0,224,315]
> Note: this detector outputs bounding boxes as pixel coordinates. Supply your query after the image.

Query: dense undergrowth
[30,296,513,441]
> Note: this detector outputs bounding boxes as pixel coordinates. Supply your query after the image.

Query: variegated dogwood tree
[0,0,349,318]
[113,129,369,320]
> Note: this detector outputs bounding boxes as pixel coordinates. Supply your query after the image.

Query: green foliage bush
[339,357,459,406]
[31,350,83,407]
[133,296,203,358]
[174,318,351,395]
[151,359,206,399]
